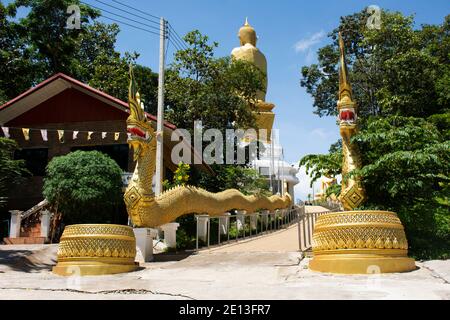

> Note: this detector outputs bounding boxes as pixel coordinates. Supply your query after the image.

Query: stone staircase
[3,200,51,245]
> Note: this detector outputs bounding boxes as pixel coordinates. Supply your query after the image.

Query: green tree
[298,10,450,259]
[299,146,342,188]
[0,138,29,209]
[89,53,158,114]
[196,164,270,196]
[165,30,265,133]
[1,0,159,108]
[43,151,123,225]
[300,10,449,119]
[354,116,449,258]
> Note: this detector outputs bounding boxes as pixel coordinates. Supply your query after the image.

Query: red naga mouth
[127,126,146,138]
[339,108,356,124]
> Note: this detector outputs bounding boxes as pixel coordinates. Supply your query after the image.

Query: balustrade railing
[194,203,341,252]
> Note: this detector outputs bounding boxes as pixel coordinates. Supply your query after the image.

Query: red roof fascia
[0,73,177,130]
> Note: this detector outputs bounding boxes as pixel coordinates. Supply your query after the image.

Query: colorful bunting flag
[1,127,10,138]
[57,130,64,143]
[40,129,48,141]
[73,131,79,140]
[114,132,120,141]
[87,131,93,140]
[102,132,107,139]
[22,128,30,141]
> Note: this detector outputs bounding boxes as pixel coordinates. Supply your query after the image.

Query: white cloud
[310,127,335,139]
[294,30,326,53]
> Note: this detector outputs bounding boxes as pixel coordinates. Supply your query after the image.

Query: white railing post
[9,210,22,238]
[40,210,51,241]
[133,228,158,263]
[160,222,180,249]
[197,215,209,243]
[219,212,230,236]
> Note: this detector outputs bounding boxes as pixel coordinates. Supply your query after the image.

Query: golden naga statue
[336,33,366,211]
[308,33,416,274]
[124,66,291,228]
[231,18,275,141]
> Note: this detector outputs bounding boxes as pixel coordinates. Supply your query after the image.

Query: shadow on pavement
[0,247,57,272]
[152,251,195,262]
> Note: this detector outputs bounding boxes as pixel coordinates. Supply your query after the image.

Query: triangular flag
[1,127,10,138]
[127,133,131,140]
[73,131,79,140]
[40,129,48,141]
[114,132,120,141]
[102,132,107,139]
[57,130,64,143]
[22,128,30,141]
[87,131,93,140]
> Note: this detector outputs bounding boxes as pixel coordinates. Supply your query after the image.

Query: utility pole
[155,17,167,196]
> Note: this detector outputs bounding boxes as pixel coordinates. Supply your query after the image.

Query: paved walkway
[201,206,326,253]
[0,245,449,299]
[0,206,448,300]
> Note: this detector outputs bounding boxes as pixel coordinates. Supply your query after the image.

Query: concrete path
[1,207,448,300]
[0,245,449,299]
[201,206,326,253]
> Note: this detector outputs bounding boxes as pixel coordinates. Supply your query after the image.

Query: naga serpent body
[124,67,291,228]
[336,33,366,210]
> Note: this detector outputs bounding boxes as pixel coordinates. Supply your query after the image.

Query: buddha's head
[238,18,257,46]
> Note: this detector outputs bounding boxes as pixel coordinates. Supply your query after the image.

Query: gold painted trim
[313,249,408,256]
[60,234,135,241]
[53,224,138,276]
[314,222,405,231]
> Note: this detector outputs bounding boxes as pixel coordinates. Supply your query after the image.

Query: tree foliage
[0,138,29,209]
[165,30,265,133]
[353,116,449,258]
[299,147,342,187]
[300,10,449,119]
[43,151,123,225]
[195,164,270,197]
[299,9,450,259]
[0,0,158,109]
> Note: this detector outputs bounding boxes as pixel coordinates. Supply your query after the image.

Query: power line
[86,0,189,51]
[100,14,160,37]
[93,0,161,26]
[168,34,185,52]
[111,0,161,21]
[168,22,189,50]
[170,34,188,51]
[168,37,183,53]
[80,1,161,32]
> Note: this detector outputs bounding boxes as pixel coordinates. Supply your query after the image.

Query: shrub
[43,150,124,225]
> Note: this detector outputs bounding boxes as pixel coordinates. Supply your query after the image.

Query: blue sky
[79,0,448,164]
[89,0,448,200]
[7,0,450,200]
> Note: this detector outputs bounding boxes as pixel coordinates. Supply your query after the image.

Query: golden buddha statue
[231,18,275,141]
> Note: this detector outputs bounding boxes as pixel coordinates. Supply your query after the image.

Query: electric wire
[94,0,161,26]
[111,0,161,21]
[80,1,161,32]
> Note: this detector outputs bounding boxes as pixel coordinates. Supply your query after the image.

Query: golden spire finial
[238,17,256,46]
[338,32,354,107]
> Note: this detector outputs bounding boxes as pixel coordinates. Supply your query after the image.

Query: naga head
[127,65,154,160]
[337,32,358,133]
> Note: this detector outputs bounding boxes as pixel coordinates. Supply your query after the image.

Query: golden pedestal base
[309,211,416,274]
[52,224,139,276]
